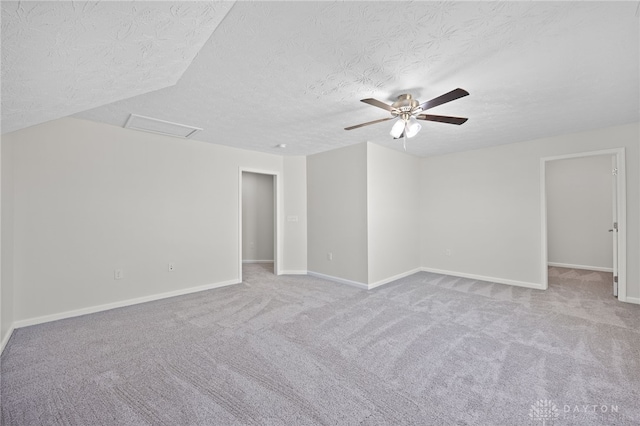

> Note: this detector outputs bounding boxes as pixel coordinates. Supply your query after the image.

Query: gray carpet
[2,265,639,425]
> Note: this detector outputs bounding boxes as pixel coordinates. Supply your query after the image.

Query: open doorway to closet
[240,170,278,281]
[542,148,627,302]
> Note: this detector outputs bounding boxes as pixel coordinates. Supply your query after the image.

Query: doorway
[541,148,627,301]
[239,168,281,282]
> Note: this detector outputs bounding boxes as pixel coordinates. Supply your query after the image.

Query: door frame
[540,148,627,301]
[238,168,282,281]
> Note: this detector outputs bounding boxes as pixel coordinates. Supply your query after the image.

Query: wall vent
[124,114,202,138]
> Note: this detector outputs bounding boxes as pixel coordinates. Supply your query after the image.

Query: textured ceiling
[3,2,639,157]
[1,1,234,134]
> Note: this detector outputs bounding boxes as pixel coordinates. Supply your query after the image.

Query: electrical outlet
[445,249,452,256]
[114,269,123,280]
[168,263,175,272]
[327,252,333,261]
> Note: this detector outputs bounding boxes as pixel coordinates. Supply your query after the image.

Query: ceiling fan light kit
[345,88,470,148]
[390,119,405,138]
[389,114,422,139]
[405,116,422,138]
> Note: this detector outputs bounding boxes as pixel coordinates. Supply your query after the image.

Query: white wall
[0,136,2,349]
[420,123,639,299]
[367,143,421,285]
[547,155,613,270]
[307,142,421,287]
[282,156,307,273]
[421,144,541,287]
[1,138,14,349]
[242,172,274,262]
[307,143,368,284]
[3,117,310,325]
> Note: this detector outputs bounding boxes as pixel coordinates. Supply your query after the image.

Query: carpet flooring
[1,265,639,425]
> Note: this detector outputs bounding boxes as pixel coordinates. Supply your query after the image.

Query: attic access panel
[124,114,202,139]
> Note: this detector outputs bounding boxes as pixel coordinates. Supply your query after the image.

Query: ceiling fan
[344,88,469,148]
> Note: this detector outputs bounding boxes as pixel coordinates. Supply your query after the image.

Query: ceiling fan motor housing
[392,94,421,120]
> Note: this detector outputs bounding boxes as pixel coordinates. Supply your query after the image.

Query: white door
[611,156,618,297]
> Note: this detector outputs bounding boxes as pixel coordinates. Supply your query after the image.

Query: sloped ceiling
[1,1,234,134]
[3,2,639,157]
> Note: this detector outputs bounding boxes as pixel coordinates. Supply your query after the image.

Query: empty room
[1,2,639,425]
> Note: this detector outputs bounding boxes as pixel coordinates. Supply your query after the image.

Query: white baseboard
[281,270,308,275]
[1,324,15,355]
[623,296,640,305]
[368,268,422,289]
[547,262,613,273]
[307,271,369,290]
[308,269,422,290]
[13,279,241,329]
[242,260,274,264]
[420,267,545,290]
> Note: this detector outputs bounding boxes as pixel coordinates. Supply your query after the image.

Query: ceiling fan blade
[344,117,394,130]
[418,88,469,112]
[416,114,468,125]
[360,98,394,112]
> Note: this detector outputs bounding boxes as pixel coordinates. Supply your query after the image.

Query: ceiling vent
[124,114,202,138]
